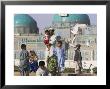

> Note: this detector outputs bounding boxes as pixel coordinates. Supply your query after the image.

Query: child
[36,61,49,76]
[29,50,38,73]
[74,44,82,74]
[44,30,50,45]
[54,41,65,73]
[19,44,29,76]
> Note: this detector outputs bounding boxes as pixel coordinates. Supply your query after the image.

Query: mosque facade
[14,14,97,68]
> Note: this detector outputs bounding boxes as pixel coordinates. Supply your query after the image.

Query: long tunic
[45,46,54,67]
[54,47,65,68]
[45,46,54,60]
[49,35,56,47]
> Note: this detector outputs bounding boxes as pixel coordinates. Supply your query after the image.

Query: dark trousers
[76,60,82,74]
[20,69,29,76]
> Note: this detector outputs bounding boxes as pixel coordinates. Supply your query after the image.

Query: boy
[54,41,65,73]
[36,61,48,76]
[74,44,82,74]
[19,44,29,76]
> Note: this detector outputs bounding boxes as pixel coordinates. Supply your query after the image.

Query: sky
[29,14,97,31]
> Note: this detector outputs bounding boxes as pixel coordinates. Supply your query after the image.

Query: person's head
[49,28,54,36]
[57,41,62,47]
[56,36,61,41]
[39,61,45,68]
[30,50,36,56]
[30,50,32,53]
[75,44,81,50]
[21,44,26,50]
[45,30,49,35]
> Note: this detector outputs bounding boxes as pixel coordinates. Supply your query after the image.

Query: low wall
[14,59,97,69]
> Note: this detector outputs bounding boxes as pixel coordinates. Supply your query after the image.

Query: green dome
[53,14,90,25]
[14,14,39,34]
[14,14,36,27]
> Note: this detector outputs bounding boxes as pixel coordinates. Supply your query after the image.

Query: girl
[29,50,38,73]
[44,30,50,45]
[54,41,66,73]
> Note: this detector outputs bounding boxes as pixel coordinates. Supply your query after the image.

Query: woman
[45,43,57,75]
[45,43,54,67]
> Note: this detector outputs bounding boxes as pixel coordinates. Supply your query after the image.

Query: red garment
[44,34,49,45]
[44,40,49,45]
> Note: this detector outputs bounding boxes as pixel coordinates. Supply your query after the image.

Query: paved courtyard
[14,71,96,76]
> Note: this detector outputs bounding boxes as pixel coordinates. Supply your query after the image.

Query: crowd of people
[18,28,82,76]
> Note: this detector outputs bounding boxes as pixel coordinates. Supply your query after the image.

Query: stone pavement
[14,71,96,76]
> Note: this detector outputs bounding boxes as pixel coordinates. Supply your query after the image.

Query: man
[74,44,82,74]
[49,28,56,47]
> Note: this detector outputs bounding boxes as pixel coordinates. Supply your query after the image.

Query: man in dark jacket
[74,44,82,74]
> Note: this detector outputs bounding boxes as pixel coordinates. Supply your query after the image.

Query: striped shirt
[19,50,29,68]
[20,50,29,60]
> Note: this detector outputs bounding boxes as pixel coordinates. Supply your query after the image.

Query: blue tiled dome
[14,14,39,34]
[53,14,90,25]
[14,14,36,26]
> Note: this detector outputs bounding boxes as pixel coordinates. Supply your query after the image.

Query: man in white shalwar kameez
[49,28,56,47]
